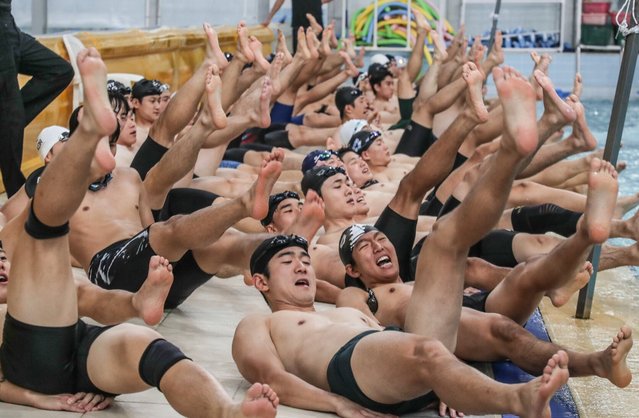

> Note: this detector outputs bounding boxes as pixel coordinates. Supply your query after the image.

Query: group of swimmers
[0,15,635,418]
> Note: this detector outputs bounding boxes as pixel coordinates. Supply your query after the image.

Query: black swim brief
[88,228,213,308]
[462,291,489,312]
[88,228,157,293]
[327,329,438,415]
[0,313,115,396]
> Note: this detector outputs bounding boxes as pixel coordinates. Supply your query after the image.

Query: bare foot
[566,95,598,152]
[535,69,576,126]
[306,28,321,59]
[242,150,284,220]
[320,22,333,57]
[616,160,627,173]
[622,209,639,238]
[546,261,592,307]
[486,31,504,66]
[249,36,271,73]
[595,326,634,388]
[529,52,552,100]
[430,30,448,62]
[132,256,173,326]
[582,158,618,243]
[267,52,284,96]
[462,62,489,123]
[236,383,278,418]
[468,35,482,61]
[236,21,255,63]
[204,23,229,69]
[519,350,569,418]
[205,64,227,129]
[295,27,312,61]
[276,29,293,65]
[306,13,323,34]
[284,189,325,241]
[237,77,273,128]
[258,78,273,128]
[415,11,431,34]
[77,47,117,173]
[615,192,639,218]
[492,66,539,156]
[572,73,583,97]
[445,25,465,62]
[339,51,359,77]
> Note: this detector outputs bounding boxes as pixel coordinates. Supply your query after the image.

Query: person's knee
[156,214,186,238]
[411,338,449,379]
[487,313,525,345]
[139,338,191,390]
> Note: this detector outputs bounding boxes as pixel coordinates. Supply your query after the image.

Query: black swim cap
[132,79,163,100]
[348,130,382,155]
[301,149,339,173]
[301,166,346,197]
[339,224,379,265]
[335,86,363,118]
[250,235,309,275]
[261,191,301,227]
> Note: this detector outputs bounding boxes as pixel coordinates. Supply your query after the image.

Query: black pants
[0,12,74,196]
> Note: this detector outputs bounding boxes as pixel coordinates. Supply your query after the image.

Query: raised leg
[405,66,539,350]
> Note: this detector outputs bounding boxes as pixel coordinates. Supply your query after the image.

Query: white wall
[14,0,270,33]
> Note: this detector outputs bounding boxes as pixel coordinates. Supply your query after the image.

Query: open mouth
[376,255,392,267]
[295,278,310,287]
[346,197,355,205]
[0,274,8,283]
[356,195,365,203]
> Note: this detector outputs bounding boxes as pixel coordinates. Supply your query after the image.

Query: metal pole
[31,0,47,34]
[576,6,639,319]
[487,0,502,54]
[145,0,160,28]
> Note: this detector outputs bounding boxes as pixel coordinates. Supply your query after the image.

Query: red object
[610,11,631,26]
[582,12,609,25]
[583,2,611,13]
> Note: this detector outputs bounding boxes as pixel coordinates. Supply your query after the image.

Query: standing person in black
[261,0,333,51]
[0,0,74,196]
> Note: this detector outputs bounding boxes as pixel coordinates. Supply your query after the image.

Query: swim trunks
[0,313,115,396]
[326,329,438,414]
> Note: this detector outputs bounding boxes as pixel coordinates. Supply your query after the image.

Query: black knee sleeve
[264,130,294,149]
[130,136,169,180]
[139,339,191,390]
[24,201,69,239]
[510,203,581,237]
[437,195,461,218]
[452,152,468,172]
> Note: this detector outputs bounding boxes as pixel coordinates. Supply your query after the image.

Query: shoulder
[335,288,367,308]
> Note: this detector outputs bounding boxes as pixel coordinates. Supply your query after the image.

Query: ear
[253,273,270,292]
[345,263,361,278]
[361,150,371,161]
[265,224,277,233]
[344,104,354,118]
[131,98,141,109]
[44,153,53,164]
